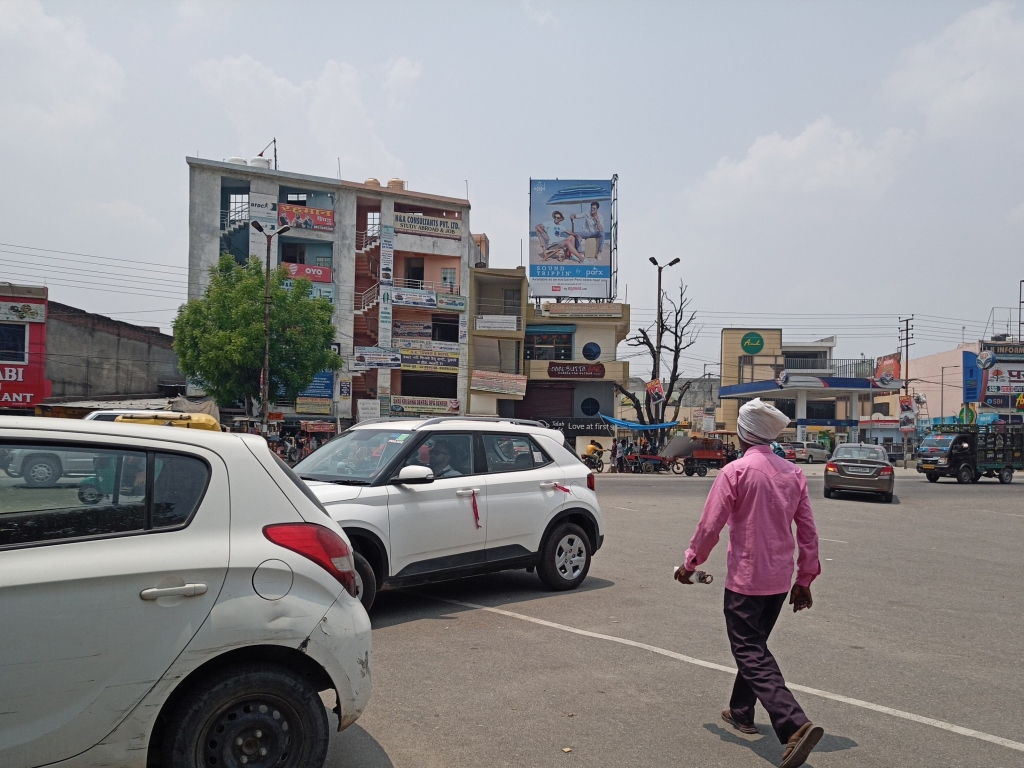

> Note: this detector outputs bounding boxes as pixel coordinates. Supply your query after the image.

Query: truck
[916,423,1024,484]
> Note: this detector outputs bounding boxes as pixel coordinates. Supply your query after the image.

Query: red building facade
[0,287,51,412]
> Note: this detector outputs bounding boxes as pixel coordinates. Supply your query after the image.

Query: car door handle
[455,488,480,497]
[140,583,208,600]
[539,481,557,489]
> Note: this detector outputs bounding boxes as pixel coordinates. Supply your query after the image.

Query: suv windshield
[293,429,415,484]
[833,446,888,462]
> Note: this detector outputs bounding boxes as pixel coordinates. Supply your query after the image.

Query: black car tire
[882,491,894,503]
[22,454,61,488]
[823,487,833,499]
[806,455,814,465]
[999,467,1013,485]
[956,465,973,485]
[537,522,592,591]
[926,473,940,483]
[162,663,330,768]
[352,551,377,612]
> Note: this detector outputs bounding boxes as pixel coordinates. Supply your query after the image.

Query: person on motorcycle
[585,440,604,458]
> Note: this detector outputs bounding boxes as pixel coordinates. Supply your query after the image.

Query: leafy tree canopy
[174,254,341,411]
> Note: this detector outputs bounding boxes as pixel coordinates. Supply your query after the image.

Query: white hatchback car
[293,417,605,609]
[0,417,371,768]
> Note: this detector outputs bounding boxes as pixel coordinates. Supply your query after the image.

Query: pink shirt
[684,445,820,596]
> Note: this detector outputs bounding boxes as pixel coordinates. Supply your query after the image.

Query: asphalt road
[324,466,1024,767]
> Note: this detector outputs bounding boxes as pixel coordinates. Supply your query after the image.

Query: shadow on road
[327,723,394,768]
[370,571,616,629]
[828,492,901,505]
[702,722,857,763]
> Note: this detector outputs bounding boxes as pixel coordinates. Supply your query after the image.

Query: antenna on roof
[257,138,277,170]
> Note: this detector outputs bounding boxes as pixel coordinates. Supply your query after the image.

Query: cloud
[521,0,558,28]
[686,117,911,218]
[191,55,401,180]
[0,0,124,140]
[1007,201,1024,225]
[886,1,1024,138]
[382,56,423,109]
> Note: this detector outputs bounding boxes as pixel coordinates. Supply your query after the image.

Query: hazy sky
[2,0,1023,378]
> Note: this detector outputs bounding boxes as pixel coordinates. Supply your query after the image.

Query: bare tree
[613,281,701,442]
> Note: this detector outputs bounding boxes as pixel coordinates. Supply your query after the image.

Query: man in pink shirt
[676,398,823,768]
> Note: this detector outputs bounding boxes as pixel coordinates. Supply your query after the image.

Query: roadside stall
[599,413,681,474]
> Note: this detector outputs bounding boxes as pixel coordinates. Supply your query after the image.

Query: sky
[2,0,1023,379]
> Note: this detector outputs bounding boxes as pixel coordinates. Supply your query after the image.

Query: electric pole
[899,316,914,467]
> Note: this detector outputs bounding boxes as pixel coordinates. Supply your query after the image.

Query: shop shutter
[515,384,574,420]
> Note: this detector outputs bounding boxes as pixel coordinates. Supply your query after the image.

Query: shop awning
[599,413,679,431]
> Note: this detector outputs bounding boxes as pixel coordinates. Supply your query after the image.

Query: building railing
[391,277,460,295]
[737,356,877,384]
[220,206,249,231]
[474,315,523,332]
[356,227,380,251]
[355,284,379,313]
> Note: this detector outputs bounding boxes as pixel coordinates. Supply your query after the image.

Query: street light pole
[648,257,680,425]
[250,220,291,430]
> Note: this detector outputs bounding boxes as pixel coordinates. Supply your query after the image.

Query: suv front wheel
[162,663,330,768]
[537,522,592,591]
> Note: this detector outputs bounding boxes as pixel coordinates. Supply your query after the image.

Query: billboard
[390,396,461,414]
[874,353,901,385]
[351,347,402,371]
[470,370,528,396]
[284,263,332,283]
[529,178,616,298]
[394,212,463,240]
[278,203,334,232]
[399,340,459,374]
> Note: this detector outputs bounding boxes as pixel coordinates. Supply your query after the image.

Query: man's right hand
[674,567,694,585]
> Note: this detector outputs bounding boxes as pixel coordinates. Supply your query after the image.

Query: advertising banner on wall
[542,302,623,318]
[285,263,332,283]
[392,287,437,308]
[0,302,46,322]
[400,340,459,373]
[458,313,468,344]
[278,203,334,232]
[985,361,1024,395]
[874,353,901,385]
[899,395,916,432]
[470,370,528,396]
[548,362,606,379]
[379,225,394,287]
[529,178,615,298]
[296,397,331,414]
[435,293,467,312]
[248,192,278,259]
[356,399,380,422]
[390,396,461,414]
[378,287,393,348]
[646,379,665,405]
[351,347,402,371]
[394,212,463,240]
[475,315,519,331]
[394,321,433,339]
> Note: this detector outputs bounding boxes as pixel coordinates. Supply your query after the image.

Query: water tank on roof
[387,178,406,190]
[227,156,248,165]
[249,156,272,169]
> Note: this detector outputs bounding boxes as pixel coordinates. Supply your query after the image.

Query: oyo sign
[286,263,333,283]
[740,332,765,355]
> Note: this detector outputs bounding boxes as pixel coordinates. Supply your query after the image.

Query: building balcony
[474,315,523,332]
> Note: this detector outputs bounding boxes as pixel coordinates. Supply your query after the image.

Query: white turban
[736,398,790,445]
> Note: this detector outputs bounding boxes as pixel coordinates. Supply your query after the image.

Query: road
[326,467,1024,767]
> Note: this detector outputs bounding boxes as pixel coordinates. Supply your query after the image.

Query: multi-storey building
[186,157,484,425]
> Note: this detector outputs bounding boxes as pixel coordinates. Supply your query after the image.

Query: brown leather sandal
[721,709,758,735]
[780,721,824,768]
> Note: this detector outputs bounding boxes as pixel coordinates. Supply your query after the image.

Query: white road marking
[977,508,1024,519]
[608,506,639,512]
[819,537,849,544]
[429,596,1024,754]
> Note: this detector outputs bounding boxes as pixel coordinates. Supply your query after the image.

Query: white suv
[0,417,371,768]
[293,417,605,609]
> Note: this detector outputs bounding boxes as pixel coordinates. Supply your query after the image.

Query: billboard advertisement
[392,287,437,308]
[394,212,463,240]
[470,370,528,396]
[874,353,901,385]
[400,340,459,374]
[284,263,332,283]
[278,203,335,232]
[529,178,615,298]
[985,361,1024,395]
[351,347,402,371]
[390,396,461,414]
[899,395,916,432]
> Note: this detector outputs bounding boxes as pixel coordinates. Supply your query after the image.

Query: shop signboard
[981,340,1024,357]
[547,362,606,379]
[338,379,352,399]
[400,340,459,374]
[0,302,46,322]
[394,321,433,339]
[378,288,393,348]
[296,397,331,415]
[351,347,402,371]
[390,396,461,414]
[301,421,335,432]
[458,313,468,344]
[394,212,463,240]
[379,225,394,287]
[475,315,519,331]
[470,370,528,396]
[278,203,335,232]
[985,361,1024,395]
[356,399,380,422]
[285,263,333,283]
[874,352,901,385]
[530,178,615,298]
[435,293,468,312]
[392,287,437,308]
[542,302,623,318]
[983,394,1010,409]
[534,417,615,439]
[298,371,334,399]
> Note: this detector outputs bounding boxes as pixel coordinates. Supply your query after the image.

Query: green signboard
[740,332,765,355]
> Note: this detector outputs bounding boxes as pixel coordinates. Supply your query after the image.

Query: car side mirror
[394,465,434,485]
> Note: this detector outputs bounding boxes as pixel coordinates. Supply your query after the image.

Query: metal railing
[220,206,249,231]
[355,284,379,313]
[356,227,380,251]
[391,277,460,294]
[474,315,523,331]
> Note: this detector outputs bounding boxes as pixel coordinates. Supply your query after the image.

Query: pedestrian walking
[609,439,619,472]
[675,398,823,768]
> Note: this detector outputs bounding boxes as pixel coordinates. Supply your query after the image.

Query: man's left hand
[790,584,813,612]
[674,567,694,585]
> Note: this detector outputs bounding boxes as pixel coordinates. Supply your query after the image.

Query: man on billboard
[571,201,604,259]
[535,211,584,263]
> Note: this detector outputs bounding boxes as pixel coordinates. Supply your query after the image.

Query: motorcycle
[581,452,605,473]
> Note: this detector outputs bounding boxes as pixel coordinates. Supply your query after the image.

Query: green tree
[174,254,341,414]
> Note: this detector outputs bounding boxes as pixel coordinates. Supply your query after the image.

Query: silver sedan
[824,443,895,503]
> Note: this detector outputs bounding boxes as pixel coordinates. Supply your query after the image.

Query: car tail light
[264,524,357,598]
[879,465,893,476]
[587,472,595,491]
[825,461,838,473]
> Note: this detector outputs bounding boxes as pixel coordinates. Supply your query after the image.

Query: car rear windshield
[293,429,414,484]
[833,446,888,462]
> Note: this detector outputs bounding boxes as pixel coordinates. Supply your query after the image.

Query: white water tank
[387,178,406,190]
[364,178,381,187]
[227,156,248,165]
[250,156,272,169]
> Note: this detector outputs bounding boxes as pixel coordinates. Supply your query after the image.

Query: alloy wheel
[554,534,587,581]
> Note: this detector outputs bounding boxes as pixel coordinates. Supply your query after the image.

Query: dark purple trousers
[724,588,808,744]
